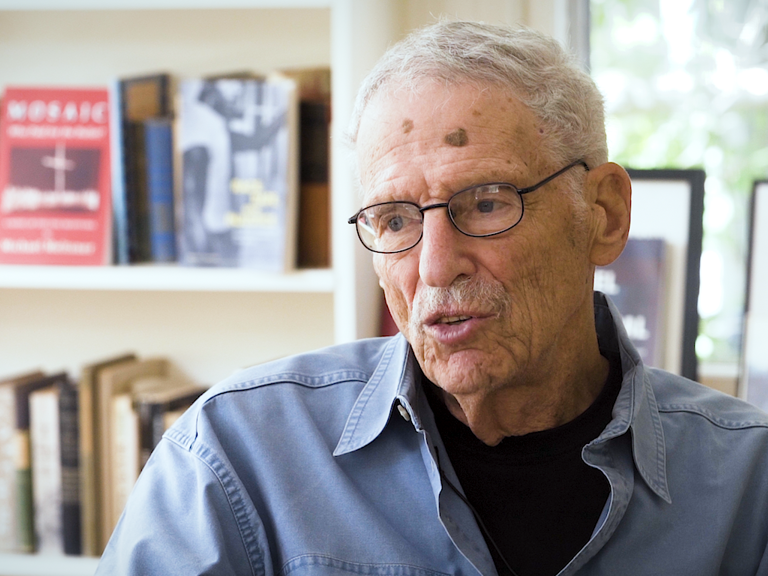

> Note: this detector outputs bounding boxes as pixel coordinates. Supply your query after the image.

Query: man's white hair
[348,20,608,172]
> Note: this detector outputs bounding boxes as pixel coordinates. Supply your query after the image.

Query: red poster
[0,87,112,265]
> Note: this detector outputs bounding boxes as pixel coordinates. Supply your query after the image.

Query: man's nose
[417,209,476,287]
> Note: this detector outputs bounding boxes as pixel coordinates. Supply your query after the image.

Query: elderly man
[97,21,768,576]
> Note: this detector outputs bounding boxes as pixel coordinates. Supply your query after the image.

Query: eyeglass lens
[355,184,523,253]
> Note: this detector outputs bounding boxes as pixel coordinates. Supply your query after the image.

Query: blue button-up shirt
[97,294,768,575]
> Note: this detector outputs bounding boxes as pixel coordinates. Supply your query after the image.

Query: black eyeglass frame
[348,159,589,254]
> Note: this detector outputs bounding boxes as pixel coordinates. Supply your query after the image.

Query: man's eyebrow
[455,163,529,187]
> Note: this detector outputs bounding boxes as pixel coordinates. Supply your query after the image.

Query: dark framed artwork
[596,169,704,381]
[740,180,768,410]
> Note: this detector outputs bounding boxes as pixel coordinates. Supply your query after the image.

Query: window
[591,0,768,368]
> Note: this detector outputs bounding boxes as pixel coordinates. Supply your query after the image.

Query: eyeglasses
[348,159,589,254]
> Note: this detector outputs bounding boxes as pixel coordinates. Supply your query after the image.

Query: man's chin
[421,352,502,396]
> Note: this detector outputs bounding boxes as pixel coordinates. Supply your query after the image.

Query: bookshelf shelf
[0,554,98,576]
[0,0,331,9]
[0,265,334,293]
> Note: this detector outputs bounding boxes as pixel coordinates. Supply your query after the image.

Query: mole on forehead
[444,128,469,147]
[402,118,414,133]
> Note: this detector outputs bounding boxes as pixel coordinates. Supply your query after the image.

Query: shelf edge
[0,265,335,293]
[0,0,332,10]
[0,553,99,576]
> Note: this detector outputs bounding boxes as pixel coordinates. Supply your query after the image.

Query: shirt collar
[334,293,672,504]
[333,333,418,456]
[594,292,672,503]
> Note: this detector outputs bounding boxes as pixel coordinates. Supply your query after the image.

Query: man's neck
[437,333,610,446]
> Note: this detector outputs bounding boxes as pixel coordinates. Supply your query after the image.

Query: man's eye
[476,200,495,213]
[386,215,405,232]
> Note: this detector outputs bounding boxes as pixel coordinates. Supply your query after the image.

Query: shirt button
[397,404,411,422]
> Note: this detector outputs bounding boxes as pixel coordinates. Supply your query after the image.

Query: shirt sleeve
[95,434,270,576]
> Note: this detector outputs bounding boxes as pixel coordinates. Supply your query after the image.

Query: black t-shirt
[425,349,622,576]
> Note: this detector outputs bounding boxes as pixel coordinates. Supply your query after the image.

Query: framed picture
[740,180,768,410]
[596,169,704,381]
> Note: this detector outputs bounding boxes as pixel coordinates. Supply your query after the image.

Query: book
[176,74,299,271]
[0,370,44,553]
[109,391,140,533]
[143,118,176,262]
[595,238,668,367]
[283,67,332,269]
[108,80,127,265]
[112,73,173,264]
[29,374,80,555]
[104,375,206,528]
[0,86,112,265]
[95,357,155,547]
[13,372,70,552]
[95,357,193,544]
[77,353,137,556]
[133,378,205,468]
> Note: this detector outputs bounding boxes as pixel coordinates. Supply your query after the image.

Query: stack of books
[0,67,331,271]
[0,356,205,557]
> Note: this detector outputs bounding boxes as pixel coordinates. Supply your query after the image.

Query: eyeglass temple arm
[517,159,590,195]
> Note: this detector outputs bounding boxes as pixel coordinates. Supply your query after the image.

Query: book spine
[0,388,18,552]
[110,79,130,265]
[125,121,151,262]
[59,379,81,555]
[296,99,330,268]
[137,388,203,468]
[137,400,159,470]
[30,388,64,555]
[15,403,35,553]
[144,118,177,262]
[78,372,98,556]
[14,443,34,554]
[151,407,167,450]
[110,393,140,537]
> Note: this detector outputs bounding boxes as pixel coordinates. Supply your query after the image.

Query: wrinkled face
[356,82,597,398]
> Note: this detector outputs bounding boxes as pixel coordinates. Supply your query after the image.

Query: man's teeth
[438,315,471,325]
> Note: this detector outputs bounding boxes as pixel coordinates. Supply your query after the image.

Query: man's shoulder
[647,367,768,430]
[167,336,403,443]
[215,336,397,393]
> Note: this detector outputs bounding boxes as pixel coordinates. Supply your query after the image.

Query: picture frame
[739,180,768,410]
[598,169,704,381]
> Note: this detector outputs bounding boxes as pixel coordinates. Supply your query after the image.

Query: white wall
[0,8,332,87]
[0,288,334,385]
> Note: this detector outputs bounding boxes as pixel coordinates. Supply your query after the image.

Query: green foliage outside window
[591,0,768,365]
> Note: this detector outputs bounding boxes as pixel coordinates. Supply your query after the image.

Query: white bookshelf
[0,0,331,8]
[0,555,99,576]
[0,265,334,293]
[0,1,560,574]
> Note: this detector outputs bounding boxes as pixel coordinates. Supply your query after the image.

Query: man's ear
[586,162,632,267]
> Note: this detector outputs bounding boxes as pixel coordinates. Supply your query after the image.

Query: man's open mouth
[436,315,473,325]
